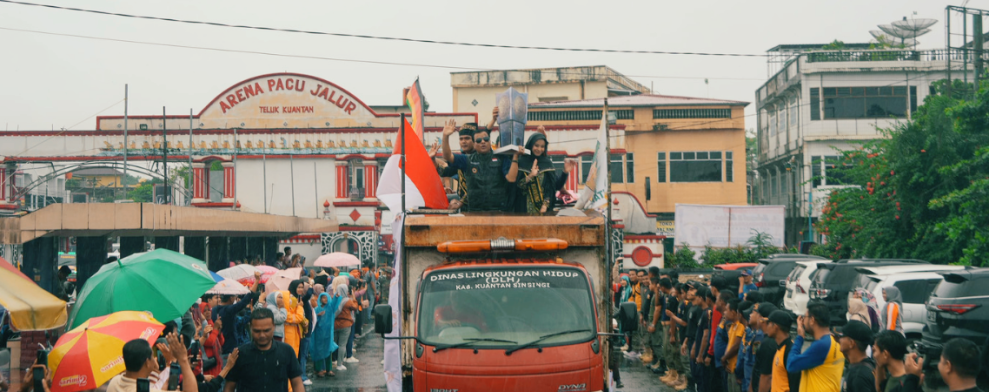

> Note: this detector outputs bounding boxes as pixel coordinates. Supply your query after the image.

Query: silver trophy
[494,87,528,155]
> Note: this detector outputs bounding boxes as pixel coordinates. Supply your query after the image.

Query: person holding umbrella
[213,271,262,359]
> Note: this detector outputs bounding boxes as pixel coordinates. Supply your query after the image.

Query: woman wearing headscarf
[515,131,573,215]
[847,290,872,326]
[281,289,306,356]
[198,303,225,377]
[312,292,342,378]
[288,279,315,385]
[265,291,288,342]
[882,286,904,332]
[334,284,362,370]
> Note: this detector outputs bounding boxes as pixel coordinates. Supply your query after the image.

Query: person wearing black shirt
[214,272,262,357]
[839,320,876,392]
[765,310,801,392]
[754,303,779,392]
[693,288,714,392]
[224,308,303,392]
[904,338,983,392]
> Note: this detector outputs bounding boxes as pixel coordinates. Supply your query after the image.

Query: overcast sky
[0,0,970,132]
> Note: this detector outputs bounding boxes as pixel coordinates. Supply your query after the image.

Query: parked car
[809,259,929,326]
[918,268,989,388]
[783,260,833,316]
[713,263,758,295]
[753,255,827,307]
[850,265,964,342]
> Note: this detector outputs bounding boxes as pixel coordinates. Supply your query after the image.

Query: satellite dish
[879,24,911,39]
[870,30,889,40]
[892,18,937,32]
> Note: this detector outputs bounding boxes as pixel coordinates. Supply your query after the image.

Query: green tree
[814,79,989,265]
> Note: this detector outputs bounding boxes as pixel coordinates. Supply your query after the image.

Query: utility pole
[162,107,169,204]
[975,14,984,94]
[122,84,128,201]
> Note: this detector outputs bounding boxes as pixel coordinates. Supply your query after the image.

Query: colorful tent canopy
[0,260,68,331]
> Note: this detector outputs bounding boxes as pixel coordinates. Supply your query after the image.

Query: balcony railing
[806,49,987,64]
[349,187,365,201]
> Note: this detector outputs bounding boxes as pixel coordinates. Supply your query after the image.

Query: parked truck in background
[374,214,617,392]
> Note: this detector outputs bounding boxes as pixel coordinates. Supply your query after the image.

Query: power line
[0,26,763,83]
[0,0,769,58]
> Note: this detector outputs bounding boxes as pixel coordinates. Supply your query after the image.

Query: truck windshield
[418,266,596,349]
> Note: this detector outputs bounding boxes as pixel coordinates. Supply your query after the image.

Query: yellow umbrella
[49,311,164,392]
[0,266,67,331]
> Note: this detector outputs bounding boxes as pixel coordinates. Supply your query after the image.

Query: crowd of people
[611,266,985,392]
[431,107,576,214]
[4,248,394,392]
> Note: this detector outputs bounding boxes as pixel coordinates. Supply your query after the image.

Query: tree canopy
[814,79,989,266]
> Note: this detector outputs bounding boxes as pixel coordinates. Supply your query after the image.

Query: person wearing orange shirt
[766,310,801,392]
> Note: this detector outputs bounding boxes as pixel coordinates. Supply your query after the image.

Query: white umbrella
[265,267,303,293]
[217,264,261,282]
[206,278,251,295]
[313,252,361,268]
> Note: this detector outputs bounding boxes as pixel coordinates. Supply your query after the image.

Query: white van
[783,260,832,315]
[850,264,965,341]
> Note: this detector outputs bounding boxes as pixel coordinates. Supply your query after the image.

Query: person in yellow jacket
[788,303,845,392]
[281,290,306,357]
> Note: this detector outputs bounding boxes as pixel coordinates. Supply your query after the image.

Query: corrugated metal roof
[529,94,749,109]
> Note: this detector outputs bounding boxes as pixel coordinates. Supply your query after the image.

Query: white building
[754,45,973,245]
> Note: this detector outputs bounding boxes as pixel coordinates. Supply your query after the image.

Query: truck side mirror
[617,302,638,333]
[374,304,393,334]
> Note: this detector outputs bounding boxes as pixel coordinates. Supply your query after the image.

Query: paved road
[306,325,674,392]
[309,323,388,392]
[614,352,678,391]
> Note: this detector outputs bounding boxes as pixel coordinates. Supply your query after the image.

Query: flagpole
[400,113,406,214]
[603,98,613,333]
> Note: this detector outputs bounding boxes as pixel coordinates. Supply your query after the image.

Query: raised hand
[564,158,576,173]
[530,160,539,177]
[442,119,458,137]
[492,106,499,123]
[536,125,546,136]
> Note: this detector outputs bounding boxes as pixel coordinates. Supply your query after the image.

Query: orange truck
[374,214,622,392]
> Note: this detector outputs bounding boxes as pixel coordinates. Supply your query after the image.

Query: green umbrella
[67,248,217,329]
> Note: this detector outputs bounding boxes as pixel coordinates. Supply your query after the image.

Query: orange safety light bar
[437,238,568,253]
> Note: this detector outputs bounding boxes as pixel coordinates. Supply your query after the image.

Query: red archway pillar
[191,162,207,203]
[221,162,235,203]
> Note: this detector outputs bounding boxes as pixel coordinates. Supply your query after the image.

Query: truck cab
[375,214,614,392]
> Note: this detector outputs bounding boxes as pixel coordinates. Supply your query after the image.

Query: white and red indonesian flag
[376,118,449,211]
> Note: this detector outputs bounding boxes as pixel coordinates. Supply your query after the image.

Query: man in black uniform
[440,123,476,210]
[441,119,522,212]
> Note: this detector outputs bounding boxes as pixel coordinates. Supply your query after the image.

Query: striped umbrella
[49,311,164,392]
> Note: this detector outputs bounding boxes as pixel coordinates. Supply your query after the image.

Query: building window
[347,160,364,199]
[670,151,724,182]
[823,156,848,185]
[811,156,822,188]
[657,152,667,183]
[910,86,918,113]
[810,88,821,121]
[645,178,651,200]
[726,151,733,182]
[208,161,224,202]
[653,108,731,119]
[822,86,910,119]
[550,155,567,173]
[528,110,633,122]
[625,153,634,183]
[581,155,593,183]
[610,154,624,183]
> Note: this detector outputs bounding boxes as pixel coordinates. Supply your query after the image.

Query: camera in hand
[34,349,49,392]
